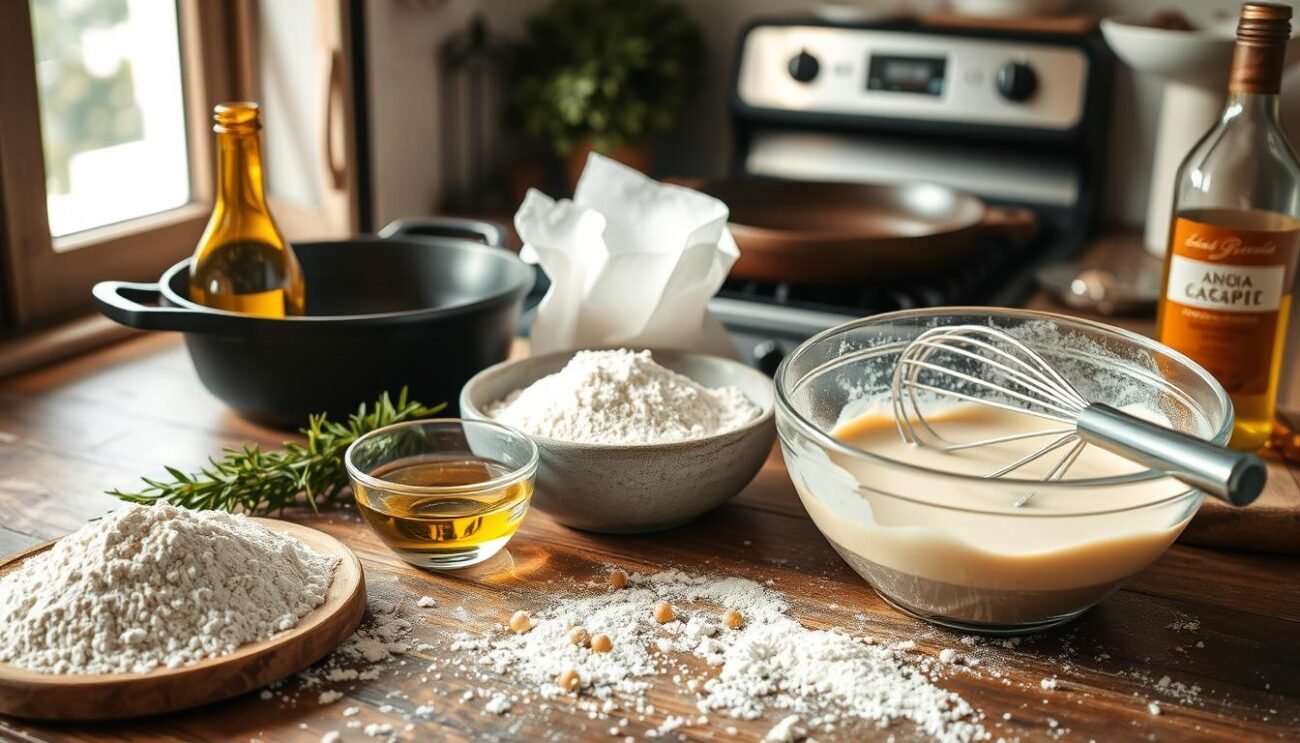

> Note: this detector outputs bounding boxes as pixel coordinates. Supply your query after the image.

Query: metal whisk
[890,325,1265,507]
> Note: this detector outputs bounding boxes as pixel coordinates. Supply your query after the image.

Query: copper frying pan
[695,178,1038,284]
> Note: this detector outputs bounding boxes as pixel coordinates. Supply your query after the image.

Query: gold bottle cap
[213,102,262,133]
[1239,2,1291,41]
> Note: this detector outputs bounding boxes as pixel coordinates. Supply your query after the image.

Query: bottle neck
[1228,25,1287,96]
[214,129,269,211]
[1224,90,1282,124]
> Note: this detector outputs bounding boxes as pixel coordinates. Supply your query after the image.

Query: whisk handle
[1076,403,1266,507]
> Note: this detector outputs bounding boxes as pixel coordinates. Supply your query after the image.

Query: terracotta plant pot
[565,141,654,192]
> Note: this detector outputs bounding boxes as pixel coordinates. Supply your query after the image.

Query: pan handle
[92,281,229,334]
[979,206,1038,242]
[378,217,507,249]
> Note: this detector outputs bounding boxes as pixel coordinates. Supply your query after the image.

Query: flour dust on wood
[446,569,987,742]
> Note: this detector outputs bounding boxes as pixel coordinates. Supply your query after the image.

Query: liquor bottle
[1158,2,1300,450]
[190,102,306,317]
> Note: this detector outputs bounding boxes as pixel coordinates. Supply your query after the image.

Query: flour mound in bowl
[486,349,759,445]
[0,504,338,675]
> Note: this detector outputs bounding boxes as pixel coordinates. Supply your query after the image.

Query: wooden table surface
[1,274,1299,740]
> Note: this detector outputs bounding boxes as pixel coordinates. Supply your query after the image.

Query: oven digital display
[867,55,946,96]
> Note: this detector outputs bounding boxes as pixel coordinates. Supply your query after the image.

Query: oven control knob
[787,50,820,84]
[996,61,1038,102]
[754,341,785,377]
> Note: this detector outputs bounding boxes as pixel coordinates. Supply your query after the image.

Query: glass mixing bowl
[775,308,1233,634]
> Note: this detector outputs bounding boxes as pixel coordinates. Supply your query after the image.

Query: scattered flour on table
[0,504,337,674]
[765,713,806,742]
[448,569,986,742]
[485,349,759,445]
[483,693,513,714]
[318,690,345,705]
[296,598,413,688]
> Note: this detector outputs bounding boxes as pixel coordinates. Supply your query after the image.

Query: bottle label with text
[1165,256,1284,312]
[1160,213,1300,397]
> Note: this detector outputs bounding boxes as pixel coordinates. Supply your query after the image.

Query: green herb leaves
[109,389,444,514]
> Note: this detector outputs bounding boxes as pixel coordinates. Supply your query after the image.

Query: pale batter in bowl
[776,309,1231,633]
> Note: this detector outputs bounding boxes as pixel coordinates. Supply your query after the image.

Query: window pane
[30,0,190,239]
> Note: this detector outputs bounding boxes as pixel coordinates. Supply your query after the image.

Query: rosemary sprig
[109,389,445,514]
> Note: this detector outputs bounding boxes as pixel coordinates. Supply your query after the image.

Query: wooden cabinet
[235,0,363,240]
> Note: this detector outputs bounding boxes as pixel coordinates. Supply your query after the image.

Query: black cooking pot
[93,218,534,429]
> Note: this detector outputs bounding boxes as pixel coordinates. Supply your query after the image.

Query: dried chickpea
[653,601,676,624]
[568,626,591,647]
[609,569,628,589]
[557,668,581,693]
[509,610,532,634]
[721,609,744,630]
[591,633,613,653]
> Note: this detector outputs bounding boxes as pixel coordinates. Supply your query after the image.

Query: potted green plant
[508,0,705,189]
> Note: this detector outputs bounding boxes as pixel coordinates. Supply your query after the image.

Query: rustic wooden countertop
[1,239,1298,741]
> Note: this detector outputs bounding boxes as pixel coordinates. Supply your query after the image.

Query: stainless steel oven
[712,17,1114,373]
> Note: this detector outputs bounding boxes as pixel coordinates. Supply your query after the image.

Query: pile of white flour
[449,569,986,742]
[0,504,338,674]
[486,349,759,445]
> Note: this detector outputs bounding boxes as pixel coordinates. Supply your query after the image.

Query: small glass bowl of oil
[344,419,538,570]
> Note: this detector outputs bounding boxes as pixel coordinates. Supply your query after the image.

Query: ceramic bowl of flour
[460,349,776,533]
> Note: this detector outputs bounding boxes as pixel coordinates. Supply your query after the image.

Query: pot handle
[92,280,217,333]
[979,206,1039,242]
[378,217,507,248]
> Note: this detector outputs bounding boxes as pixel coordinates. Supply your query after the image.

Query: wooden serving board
[0,519,366,721]
[1184,461,1300,554]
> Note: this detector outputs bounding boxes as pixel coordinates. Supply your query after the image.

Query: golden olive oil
[190,102,305,317]
[353,457,532,569]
